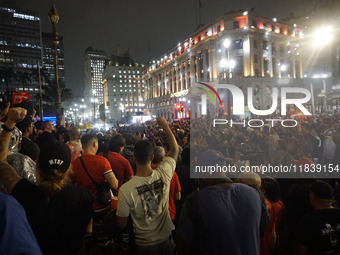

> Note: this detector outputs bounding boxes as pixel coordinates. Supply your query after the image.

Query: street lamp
[48,5,63,126]
[80,104,86,122]
[91,98,98,122]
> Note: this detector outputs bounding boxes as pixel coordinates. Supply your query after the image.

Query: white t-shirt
[117,157,176,246]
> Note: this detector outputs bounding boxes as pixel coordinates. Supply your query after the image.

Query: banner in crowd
[12,92,31,105]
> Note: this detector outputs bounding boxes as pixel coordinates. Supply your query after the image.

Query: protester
[71,133,118,211]
[66,126,83,161]
[176,149,268,255]
[116,117,178,255]
[0,192,43,255]
[35,120,57,147]
[294,180,340,255]
[0,107,94,255]
[152,146,182,223]
[15,115,40,161]
[98,134,134,193]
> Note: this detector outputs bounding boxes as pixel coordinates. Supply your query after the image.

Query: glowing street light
[313,26,333,47]
[280,64,287,72]
[223,38,231,49]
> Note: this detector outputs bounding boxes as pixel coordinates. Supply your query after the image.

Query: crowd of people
[0,103,340,255]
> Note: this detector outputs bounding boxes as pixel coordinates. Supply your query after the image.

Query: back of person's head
[310,180,334,200]
[43,120,53,130]
[153,146,165,164]
[15,115,33,134]
[68,126,81,141]
[56,126,68,140]
[35,120,43,130]
[134,140,154,165]
[261,178,281,202]
[37,141,71,198]
[238,172,261,189]
[81,133,98,148]
[108,134,126,153]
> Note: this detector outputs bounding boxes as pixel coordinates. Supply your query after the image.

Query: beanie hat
[38,141,71,173]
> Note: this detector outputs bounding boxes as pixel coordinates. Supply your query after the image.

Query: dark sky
[15,0,317,96]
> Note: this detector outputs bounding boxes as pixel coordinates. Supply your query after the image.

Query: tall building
[0,4,42,93]
[41,32,65,84]
[102,48,145,123]
[84,46,107,120]
[143,10,304,119]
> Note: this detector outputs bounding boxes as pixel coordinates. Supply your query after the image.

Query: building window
[233,21,240,29]
[253,39,258,48]
[263,40,268,50]
[232,40,243,50]
[254,55,258,64]
[217,25,221,33]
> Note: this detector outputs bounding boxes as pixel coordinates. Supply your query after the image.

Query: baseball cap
[38,141,71,173]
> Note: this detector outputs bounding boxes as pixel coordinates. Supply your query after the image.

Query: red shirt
[71,154,112,210]
[98,152,134,193]
[169,172,181,220]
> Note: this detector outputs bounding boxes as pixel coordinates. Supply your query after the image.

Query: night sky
[15,0,319,96]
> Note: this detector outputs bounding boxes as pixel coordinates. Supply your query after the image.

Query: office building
[0,4,41,93]
[84,46,108,120]
[102,48,145,123]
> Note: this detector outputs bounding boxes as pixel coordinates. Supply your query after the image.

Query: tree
[30,67,51,86]
[35,78,74,115]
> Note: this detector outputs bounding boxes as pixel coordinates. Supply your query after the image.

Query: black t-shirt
[11,179,94,255]
[295,208,340,255]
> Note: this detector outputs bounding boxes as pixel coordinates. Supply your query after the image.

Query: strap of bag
[79,156,98,186]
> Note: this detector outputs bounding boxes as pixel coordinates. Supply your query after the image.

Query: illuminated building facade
[84,47,108,119]
[102,49,145,123]
[143,11,304,119]
[0,5,42,93]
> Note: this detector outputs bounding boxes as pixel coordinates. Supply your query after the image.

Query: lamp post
[220,38,235,117]
[48,5,63,126]
[91,98,98,122]
[80,104,86,123]
[312,26,333,113]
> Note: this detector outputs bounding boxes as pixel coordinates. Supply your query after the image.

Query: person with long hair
[0,107,94,255]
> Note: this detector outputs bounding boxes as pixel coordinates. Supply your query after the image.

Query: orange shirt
[71,154,112,210]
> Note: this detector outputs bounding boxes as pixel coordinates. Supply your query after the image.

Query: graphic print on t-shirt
[321,223,340,250]
[136,179,164,221]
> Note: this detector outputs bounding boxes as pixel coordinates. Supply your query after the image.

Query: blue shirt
[177,183,263,255]
[0,192,42,255]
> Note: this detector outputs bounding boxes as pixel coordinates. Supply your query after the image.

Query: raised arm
[156,117,179,162]
[0,107,27,193]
